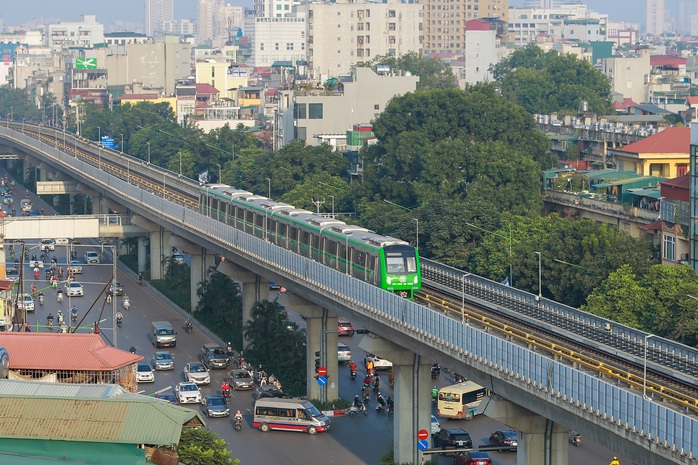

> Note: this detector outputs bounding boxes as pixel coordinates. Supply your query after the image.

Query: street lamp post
[97,127,101,143]
[120,134,124,154]
[265,178,271,198]
[643,334,656,399]
[461,273,470,323]
[329,195,335,218]
[215,163,222,182]
[534,251,542,300]
[414,218,419,250]
[146,142,151,164]
[179,152,182,177]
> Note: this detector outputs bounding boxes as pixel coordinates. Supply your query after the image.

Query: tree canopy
[492,45,613,115]
[178,428,239,465]
[368,52,457,90]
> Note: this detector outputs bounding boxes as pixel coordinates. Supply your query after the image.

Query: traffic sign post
[417,440,429,451]
[417,429,429,441]
[317,376,327,386]
[317,366,327,377]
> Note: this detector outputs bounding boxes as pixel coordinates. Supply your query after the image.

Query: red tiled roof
[0,333,141,371]
[639,220,663,231]
[687,96,698,106]
[117,93,159,100]
[264,88,278,97]
[614,97,639,110]
[466,19,493,31]
[195,83,219,94]
[618,127,689,154]
[650,55,687,67]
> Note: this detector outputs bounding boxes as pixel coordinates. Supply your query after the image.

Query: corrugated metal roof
[0,395,203,445]
[0,333,141,370]
[619,126,689,154]
[0,379,127,398]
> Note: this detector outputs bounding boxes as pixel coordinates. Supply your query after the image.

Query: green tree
[582,265,652,328]
[493,45,613,115]
[243,300,307,396]
[178,428,239,465]
[368,52,457,90]
[195,267,244,350]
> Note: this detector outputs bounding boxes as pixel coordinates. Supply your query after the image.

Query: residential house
[609,126,689,178]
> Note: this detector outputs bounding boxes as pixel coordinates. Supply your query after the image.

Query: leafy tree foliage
[584,264,698,346]
[178,428,239,465]
[492,45,613,115]
[195,267,244,350]
[0,86,57,123]
[243,300,307,396]
[153,258,192,311]
[368,52,457,90]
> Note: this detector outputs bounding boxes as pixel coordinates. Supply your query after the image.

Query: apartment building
[423,0,507,56]
[296,0,422,80]
[244,15,306,67]
[47,15,104,51]
[255,0,304,18]
[507,4,607,47]
[145,0,174,37]
[602,49,651,105]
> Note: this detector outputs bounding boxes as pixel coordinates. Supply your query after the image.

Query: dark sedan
[201,395,230,418]
[488,430,518,452]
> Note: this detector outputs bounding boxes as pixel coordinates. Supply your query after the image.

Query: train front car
[379,243,421,299]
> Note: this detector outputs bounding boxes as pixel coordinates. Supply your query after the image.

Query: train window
[355,251,365,267]
[327,240,337,256]
[278,223,287,238]
[300,231,310,256]
[386,252,406,273]
[246,211,254,230]
[406,256,417,273]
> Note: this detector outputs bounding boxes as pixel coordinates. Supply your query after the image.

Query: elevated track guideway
[5,122,698,463]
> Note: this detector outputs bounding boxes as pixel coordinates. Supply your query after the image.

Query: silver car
[201,395,230,418]
[228,368,254,390]
[152,351,175,371]
[175,382,202,404]
[183,362,210,385]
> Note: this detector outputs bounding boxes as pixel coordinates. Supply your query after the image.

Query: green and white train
[199,184,421,299]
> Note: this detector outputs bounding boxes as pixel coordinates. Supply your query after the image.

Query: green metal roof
[594,176,666,188]
[0,394,204,445]
[626,187,662,199]
[585,169,639,180]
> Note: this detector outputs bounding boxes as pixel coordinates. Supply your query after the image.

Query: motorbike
[185,319,193,334]
[234,416,243,431]
[57,314,64,326]
[47,316,54,327]
[362,388,371,403]
[376,398,386,413]
[116,316,123,328]
[571,432,582,447]
[223,388,232,403]
[351,369,357,380]
[38,294,44,306]
[387,400,394,416]
[57,292,64,303]
[431,364,441,379]
[349,403,368,417]
[226,343,234,359]
[129,346,137,354]
[372,381,380,393]
[71,307,78,322]
[122,296,130,310]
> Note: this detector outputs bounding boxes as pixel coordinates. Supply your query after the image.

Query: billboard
[76,58,97,69]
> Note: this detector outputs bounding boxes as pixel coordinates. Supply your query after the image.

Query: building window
[677,164,688,176]
[260,43,265,50]
[296,126,307,140]
[287,42,294,50]
[309,103,323,119]
[294,103,307,119]
[374,104,380,110]
[664,234,676,262]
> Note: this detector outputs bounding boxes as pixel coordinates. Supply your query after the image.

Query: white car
[431,415,441,435]
[366,354,393,371]
[64,282,84,297]
[338,342,352,363]
[136,363,155,383]
[55,238,70,246]
[175,382,202,404]
[84,251,100,264]
[17,294,34,312]
[40,239,55,251]
[68,261,83,274]
[183,362,211,385]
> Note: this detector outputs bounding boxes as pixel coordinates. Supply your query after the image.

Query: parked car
[228,368,255,390]
[68,261,83,274]
[55,238,70,246]
[136,363,155,383]
[152,351,175,371]
[337,342,352,363]
[64,281,84,297]
[454,451,492,465]
[337,318,355,336]
[488,430,518,452]
[183,362,211,385]
[175,382,202,404]
[433,428,472,453]
[256,384,288,399]
[5,268,19,282]
[201,395,230,418]
[202,343,230,369]
[84,251,100,264]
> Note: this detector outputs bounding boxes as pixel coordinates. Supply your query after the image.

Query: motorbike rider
[221,380,231,396]
[432,385,438,403]
[349,360,357,376]
[129,346,137,354]
[123,295,131,310]
[609,456,620,465]
[57,289,64,302]
[185,318,193,332]
[57,310,64,325]
[363,373,372,387]
[373,375,381,391]
[38,292,44,305]
[234,410,243,426]
[138,272,143,285]
[226,342,233,358]
[376,392,386,411]
[362,384,371,402]
[115,311,123,326]
[47,313,54,327]
[387,396,394,414]
[353,395,363,409]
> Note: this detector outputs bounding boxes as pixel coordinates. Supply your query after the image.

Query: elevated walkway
[1,215,145,240]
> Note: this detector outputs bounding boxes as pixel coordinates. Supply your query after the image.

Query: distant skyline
[3,0,645,28]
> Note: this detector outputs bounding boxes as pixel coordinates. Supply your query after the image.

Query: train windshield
[385,249,417,274]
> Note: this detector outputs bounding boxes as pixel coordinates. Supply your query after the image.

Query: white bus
[253,398,331,435]
[437,381,486,420]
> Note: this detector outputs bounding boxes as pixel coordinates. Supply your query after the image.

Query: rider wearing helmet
[221,380,231,394]
[353,395,363,408]
[609,457,620,465]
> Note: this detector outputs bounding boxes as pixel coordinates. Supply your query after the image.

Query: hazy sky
[3,0,644,27]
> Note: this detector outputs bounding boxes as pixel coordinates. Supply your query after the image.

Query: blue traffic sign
[417,440,429,451]
[317,376,327,386]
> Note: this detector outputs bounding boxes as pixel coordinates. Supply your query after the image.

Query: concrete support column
[483,396,569,465]
[359,335,432,465]
[137,237,147,273]
[216,260,268,348]
[189,247,216,312]
[68,193,74,215]
[279,294,339,401]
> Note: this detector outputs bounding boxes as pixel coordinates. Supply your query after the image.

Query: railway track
[8,123,698,416]
[418,283,698,416]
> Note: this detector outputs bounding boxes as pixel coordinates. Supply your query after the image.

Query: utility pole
[311,198,325,215]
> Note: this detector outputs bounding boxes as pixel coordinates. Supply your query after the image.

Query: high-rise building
[423,0,507,56]
[198,0,223,44]
[145,0,174,37]
[646,0,665,36]
[255,0,304,18]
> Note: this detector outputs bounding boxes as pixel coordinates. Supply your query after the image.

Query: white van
[253,398,330,435]
[20,199,32,212]
[152,321,176,348]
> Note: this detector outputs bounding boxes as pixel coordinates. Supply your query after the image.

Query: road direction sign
[317,376,327,386]
[417,429,429,441]
[317,366,327,377]
[417,440,429,451]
